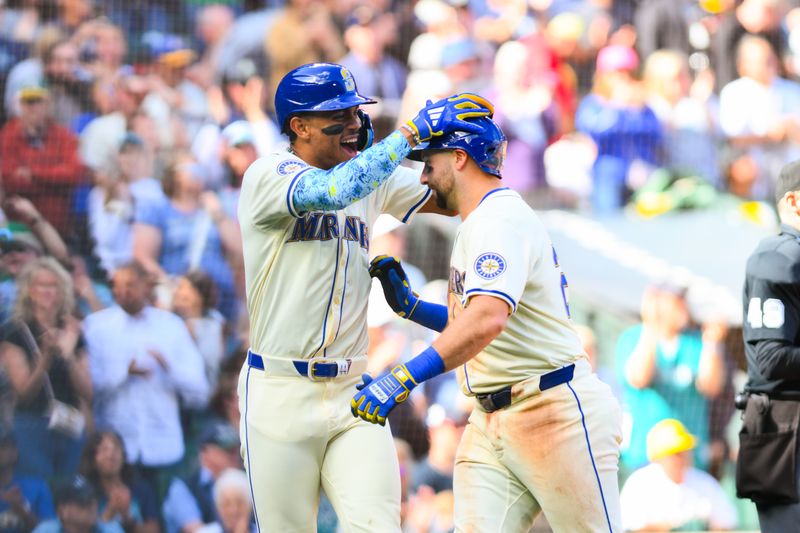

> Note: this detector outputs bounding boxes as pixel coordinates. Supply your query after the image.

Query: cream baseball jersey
[448,188,585,394]
[238,150,430,359]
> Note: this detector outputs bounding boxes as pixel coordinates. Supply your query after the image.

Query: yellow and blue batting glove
[406,93,493,142]
[369,255,419,318]
[369,255,449,332]
[351,347,446,425]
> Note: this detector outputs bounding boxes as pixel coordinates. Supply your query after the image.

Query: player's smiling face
[420,151,457,210]
[293,107,361,169]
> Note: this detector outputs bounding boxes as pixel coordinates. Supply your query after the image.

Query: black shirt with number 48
[743,224,800,396]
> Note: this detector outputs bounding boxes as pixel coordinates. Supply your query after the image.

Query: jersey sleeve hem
[286,167,312,218]
[400,187,431,223]
[465,288,517,314]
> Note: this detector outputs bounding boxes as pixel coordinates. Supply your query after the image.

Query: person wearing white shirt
[620,418,737,531]
[82,261,210,475]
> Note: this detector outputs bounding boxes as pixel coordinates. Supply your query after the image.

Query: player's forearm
[408,300,449,332]
[292,131,412,213]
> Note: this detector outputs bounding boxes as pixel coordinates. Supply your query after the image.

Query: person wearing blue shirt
[0,430,55,533]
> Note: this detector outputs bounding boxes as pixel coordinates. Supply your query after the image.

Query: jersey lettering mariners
[448,188,585,394]
[238,150,430,360]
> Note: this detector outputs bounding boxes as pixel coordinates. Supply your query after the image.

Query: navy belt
[476,363,576,413]
[247,351,350,380]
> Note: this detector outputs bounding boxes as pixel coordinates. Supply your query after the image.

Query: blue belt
[476,363,576,413]
[247,351,349,379]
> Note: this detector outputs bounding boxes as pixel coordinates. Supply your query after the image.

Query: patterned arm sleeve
[292,131,412,214]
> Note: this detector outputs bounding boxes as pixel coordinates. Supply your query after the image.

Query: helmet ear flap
[356,109,374,151]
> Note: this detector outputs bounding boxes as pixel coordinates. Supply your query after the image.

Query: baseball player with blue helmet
[236,62,493,532]
[357,110,624,531]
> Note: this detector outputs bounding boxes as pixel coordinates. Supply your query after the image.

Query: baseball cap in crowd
[118,132,145,152]
[142,32,196,69]
[17,84,49,104]
[221,121,255,148]
[200,422,240,450]
[54,475,97,507]
[775,159,800,202]
[441,38,479,68]
[646,419,696,461]
[222,57,260,86]
[595,44,640,73]
[0,229,44,255]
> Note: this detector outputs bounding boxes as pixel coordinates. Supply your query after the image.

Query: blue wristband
[408,300,448,333]
[404,346,446,384]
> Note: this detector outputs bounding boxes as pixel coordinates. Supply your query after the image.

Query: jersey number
[747,297,785,329]
[553,246,571,318]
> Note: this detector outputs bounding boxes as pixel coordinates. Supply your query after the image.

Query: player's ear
[289,116,311,140]
[452,149,469,171]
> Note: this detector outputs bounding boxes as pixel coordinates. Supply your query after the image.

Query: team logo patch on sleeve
[277,160,308,175]
[474,252,506,280]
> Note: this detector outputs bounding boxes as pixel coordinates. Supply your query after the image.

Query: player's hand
[369,255,419,319]
[407,93,493,142]
[351,366,418,426]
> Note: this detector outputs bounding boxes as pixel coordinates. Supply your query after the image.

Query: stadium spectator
[83,261,210,494]
[0,257,91,481]
[131,153,240,322]
[33,475,124,533]
[615,282,727,472]
[719,35,800,201]
[620,418,737,531]
[88,132,164,277]
[186,4,235,90]
[162,423,241,533]
[195,469,253,533]
[263,0,344,114]
[0,85,87,238]
[412,405,464,494]
[643,49,722,187]
[78,430,160,533]
[171,271,225,391]
[575,44,663,214]
[0,429,56,533]
[489,39,558,193]
[340,5,407,139]
[3,28,67,120]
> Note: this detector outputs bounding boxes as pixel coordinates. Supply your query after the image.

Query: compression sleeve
[292,131,412,213]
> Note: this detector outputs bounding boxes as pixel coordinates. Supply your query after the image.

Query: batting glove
[369,255,418,318]
[351,347,446,426]
[406,93,494,143]
[351,366,418,426]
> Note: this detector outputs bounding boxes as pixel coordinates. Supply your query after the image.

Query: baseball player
[236,62,492,532]
[356,112,624,531]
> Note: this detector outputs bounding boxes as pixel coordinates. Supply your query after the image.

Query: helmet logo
[342,68,356,92]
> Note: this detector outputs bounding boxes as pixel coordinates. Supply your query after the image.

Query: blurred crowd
[0,0,793,530]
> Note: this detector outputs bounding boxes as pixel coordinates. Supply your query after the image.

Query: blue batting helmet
[408,116,507,178]
[275,63,377,132]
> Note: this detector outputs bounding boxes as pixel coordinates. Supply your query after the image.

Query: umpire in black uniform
[737,160,800,531]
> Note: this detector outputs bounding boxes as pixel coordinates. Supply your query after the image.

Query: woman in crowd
[131,152,240,324]
[171,270,225,391]
[0,257,91,480]
[197,468,253,533]
[79,430,160,533]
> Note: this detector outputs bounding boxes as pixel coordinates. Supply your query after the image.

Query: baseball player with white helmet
[236,62,492,531]
[357,111,624,532]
